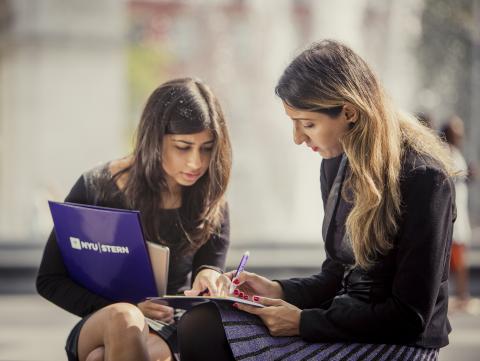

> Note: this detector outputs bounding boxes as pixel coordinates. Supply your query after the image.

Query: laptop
[48,201,169,303]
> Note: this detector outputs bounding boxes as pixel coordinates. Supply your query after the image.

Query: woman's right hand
[137,300,174,324]
[223,270,284,300]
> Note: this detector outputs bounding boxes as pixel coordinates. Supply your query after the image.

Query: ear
[343,103,358,124]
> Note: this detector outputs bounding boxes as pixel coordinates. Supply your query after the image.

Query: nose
[293,123,307,145]
[187,149,202,170]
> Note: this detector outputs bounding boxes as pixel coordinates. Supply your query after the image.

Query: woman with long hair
[37,78,232,361]
[178,40,455,361]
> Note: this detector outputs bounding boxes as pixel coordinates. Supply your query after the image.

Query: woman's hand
[137,300,174,324]
[222,270,285,299]
[234,296,301,336]
[185,268,225,296]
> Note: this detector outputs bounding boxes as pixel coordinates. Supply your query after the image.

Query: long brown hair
[276,40,454,269]
[117,78,231,251]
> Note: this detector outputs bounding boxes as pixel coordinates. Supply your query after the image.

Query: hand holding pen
[187,252,249,298]
[186,250,284,299]
[229,251,249,294]
[223,251,285,301]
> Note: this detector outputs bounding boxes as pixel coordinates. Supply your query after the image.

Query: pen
[229,251,250,294]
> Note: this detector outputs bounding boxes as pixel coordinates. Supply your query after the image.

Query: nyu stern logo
[69,237,82,250]
[68,236,129,254]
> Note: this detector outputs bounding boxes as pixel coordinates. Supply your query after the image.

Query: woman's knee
[107,303,145,328]
[146,334,172,361]
[77,303,148,361]
[178,302,223,343]
[85,347,104,361]
[178,303,233,361]
[106,303,147,338]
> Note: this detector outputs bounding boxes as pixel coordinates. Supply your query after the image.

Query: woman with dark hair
[178,40,455,361]
[37,78,232,361]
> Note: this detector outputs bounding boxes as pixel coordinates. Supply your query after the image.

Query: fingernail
[244,295,249,300]
[233,303,238,308]
[253,296,260,302]
[239,292,244,298]
[233,289,239,295]
[233,279,240,285]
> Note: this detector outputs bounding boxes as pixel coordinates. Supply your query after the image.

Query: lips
[182,172,202,181]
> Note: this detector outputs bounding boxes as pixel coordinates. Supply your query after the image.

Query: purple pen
[230,251,249,293]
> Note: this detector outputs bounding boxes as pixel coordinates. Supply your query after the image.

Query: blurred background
[0,0,479,360]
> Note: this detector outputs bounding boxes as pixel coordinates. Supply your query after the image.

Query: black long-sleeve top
[278,150,454,348]
[36,163,230,317]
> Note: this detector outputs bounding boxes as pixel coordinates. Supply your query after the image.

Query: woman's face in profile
[283,102,351,159]
[162,129,214,188]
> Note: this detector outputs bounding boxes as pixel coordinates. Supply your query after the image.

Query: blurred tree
[418,0,480,224]
[418,0,474,121]
[127,43,171,118]
[126,1,185,148]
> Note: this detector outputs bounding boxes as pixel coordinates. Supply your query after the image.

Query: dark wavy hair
[115,78,231,251]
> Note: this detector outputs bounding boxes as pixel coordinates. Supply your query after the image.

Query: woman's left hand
[234,297,302,337]
[185,268,230,297]
[137,300,174,324]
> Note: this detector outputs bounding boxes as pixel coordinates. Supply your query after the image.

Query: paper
[148,295,265,310]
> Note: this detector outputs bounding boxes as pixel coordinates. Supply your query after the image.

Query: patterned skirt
[215,303,439,361]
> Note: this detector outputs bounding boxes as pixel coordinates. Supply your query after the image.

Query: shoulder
[401,149,449,182]
[63,163,108,204]
[81,162,112,191]
[78,161,121,204]
[400,149,454,199]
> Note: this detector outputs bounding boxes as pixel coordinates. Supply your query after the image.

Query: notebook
[147,295,264,310]
[48,201,169,303]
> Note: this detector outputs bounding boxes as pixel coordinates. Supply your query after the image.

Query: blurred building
[0,0,479,269]
[0,0,127,247]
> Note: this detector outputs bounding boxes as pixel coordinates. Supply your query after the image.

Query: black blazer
[278,150,454,348]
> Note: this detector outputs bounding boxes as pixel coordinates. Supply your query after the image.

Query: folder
[48,201,169,303]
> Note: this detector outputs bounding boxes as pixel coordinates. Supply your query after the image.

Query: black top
[321,154,355,265]
[320,153,343,205]
[36,163,230,317]
[279,150,454,348]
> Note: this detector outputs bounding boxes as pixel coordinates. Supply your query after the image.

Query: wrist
[269,280,285,299]
[295,309,302,335]
[195,265,222,278]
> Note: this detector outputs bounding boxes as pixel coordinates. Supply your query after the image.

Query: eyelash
[303,123,314,129]
[176,146,213,152]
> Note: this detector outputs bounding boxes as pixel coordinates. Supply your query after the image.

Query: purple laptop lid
[48,201,158,303]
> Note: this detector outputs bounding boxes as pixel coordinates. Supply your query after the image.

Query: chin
[183,182,197,187]
[177,179,198,187]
